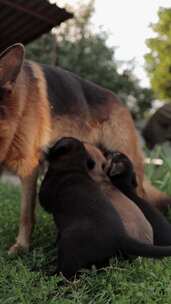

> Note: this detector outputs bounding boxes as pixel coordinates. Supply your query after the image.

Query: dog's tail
[120,235,171,258]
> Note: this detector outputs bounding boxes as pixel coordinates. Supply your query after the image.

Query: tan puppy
[84,142,153,244]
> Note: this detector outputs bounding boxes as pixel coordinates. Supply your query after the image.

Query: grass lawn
[1,146,171,304]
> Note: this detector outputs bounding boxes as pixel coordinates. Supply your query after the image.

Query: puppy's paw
[106,151,131,177]
[8,242,29,255]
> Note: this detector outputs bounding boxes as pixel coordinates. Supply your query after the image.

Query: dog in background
[0,43,170,254]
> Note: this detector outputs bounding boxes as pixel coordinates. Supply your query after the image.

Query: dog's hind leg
[8,167,39,254]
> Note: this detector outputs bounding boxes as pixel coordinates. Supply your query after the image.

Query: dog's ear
[46,138,74,162]
[0,43,25,92]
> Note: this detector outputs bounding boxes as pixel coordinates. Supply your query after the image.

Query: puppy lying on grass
[39,137,171,279]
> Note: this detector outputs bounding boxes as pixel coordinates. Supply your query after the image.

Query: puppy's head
[103,150,138,189]
[46,137,95,171]
[84,142,109,183]
[40,138,95,214]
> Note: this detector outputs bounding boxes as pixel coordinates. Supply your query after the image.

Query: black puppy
[39,137,171,279]
[106,150,171,246]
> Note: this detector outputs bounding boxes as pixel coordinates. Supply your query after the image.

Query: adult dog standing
[0,43,169,253]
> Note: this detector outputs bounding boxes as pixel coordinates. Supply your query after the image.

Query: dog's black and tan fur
[0,43,170,253]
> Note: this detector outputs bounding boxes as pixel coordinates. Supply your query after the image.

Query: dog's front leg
[8,167,39,254]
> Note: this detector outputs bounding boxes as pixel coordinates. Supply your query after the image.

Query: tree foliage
[145,8,171,101]
[26,33,55,65]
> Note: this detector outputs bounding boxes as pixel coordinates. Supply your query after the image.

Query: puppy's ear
[46,138,73,162]
[46,145,70,162]
[0,43,25,92]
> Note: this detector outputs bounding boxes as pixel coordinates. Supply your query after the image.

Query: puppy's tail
[120,236,171,258]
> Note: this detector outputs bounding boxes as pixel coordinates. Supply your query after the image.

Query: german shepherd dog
[0,43,170,254]
[39,137,171,279]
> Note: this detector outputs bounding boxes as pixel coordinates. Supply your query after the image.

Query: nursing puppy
[39,137,171,279]
[84,142,153,244]
[106,150,171,246]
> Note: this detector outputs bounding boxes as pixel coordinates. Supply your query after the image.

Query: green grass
[1,146,171,303]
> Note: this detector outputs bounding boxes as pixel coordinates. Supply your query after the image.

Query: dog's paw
[8,242,29,255]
